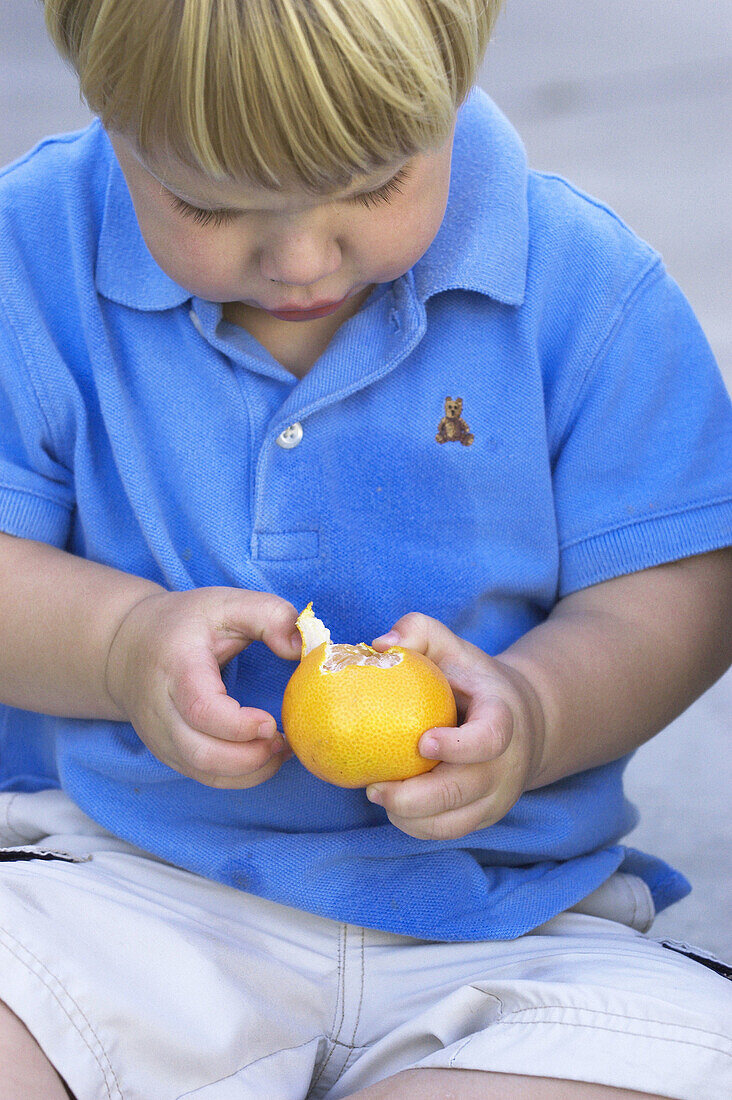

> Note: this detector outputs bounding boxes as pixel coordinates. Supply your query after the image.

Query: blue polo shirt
[1,89,730,940]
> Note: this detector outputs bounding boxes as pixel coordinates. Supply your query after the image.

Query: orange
[281,603,457,788]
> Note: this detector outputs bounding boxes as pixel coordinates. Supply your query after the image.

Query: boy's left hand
[368,614,545,840]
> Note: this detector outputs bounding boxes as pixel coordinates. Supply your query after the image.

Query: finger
[372,612,489,681]
[179,747,291,790]
[385,795,502,841]
[367,760,497,821]
[199,755,293,790]
[419,696,514,764]
[212,590,300,664]
[168,720,290,783]
[367,759,527,840]
[170,649,280,741]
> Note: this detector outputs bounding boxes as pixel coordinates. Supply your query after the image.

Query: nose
[259,220,342,288]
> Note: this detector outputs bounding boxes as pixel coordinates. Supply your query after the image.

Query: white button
[276,422,303,449]
[189,308,204,336]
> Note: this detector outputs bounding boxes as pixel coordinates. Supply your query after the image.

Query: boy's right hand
[104,588,300,788]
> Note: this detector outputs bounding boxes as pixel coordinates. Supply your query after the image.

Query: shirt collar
[95,87,528,311]
[95,135,191,310]
[413,87,529,307]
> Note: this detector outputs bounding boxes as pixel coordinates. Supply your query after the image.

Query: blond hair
[44,0,502,188]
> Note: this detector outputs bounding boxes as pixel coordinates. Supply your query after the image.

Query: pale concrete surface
[1,1,730,957]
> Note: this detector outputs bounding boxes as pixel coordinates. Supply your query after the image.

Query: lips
[263,294,350,322]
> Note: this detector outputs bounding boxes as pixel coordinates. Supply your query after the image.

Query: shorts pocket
[657,939,732,981]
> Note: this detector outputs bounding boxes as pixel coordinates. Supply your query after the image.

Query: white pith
[296,604,403,672]
[298,604,331,656]
[322,643,403,672]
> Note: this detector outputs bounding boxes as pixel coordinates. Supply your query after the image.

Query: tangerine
[281,604,457,788]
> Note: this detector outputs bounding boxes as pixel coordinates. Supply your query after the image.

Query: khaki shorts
[0,789,730,1100]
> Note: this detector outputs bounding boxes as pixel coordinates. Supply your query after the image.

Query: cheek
[134,203,243,299]
[366,192,447,280]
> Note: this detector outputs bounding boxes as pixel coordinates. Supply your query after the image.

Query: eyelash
[168,165,412,227]
[353,166,412,209]
[168,194,235,228]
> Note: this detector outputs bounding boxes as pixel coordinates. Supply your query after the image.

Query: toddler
[0,1,730,1097]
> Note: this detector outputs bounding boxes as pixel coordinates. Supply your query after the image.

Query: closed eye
[167,194,237,228]
[351,166,412,210]
[167,163,413,225]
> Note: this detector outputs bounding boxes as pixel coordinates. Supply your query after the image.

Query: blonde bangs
[44,0,503,188]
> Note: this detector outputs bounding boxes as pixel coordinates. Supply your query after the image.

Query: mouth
[262,294,351,322]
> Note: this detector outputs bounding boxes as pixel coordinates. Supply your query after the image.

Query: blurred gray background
[1,1,730,956]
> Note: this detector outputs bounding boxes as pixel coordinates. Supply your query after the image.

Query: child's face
[110,126,455,328]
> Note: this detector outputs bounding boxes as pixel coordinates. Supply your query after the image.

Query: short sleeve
[553,264,732,597]
[0,300,75,546]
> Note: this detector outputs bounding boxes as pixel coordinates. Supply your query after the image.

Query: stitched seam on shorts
[485,1002,732,1055]
[492,1016,732,1057]
[349,927,366,1046]
[481,947,669,970]
[310,923,348,1091]
[327,924,347,1042]
[331,1038,370,1053]
[177,1037,323,1098]
[0,925,122,1097]
[442,990,506,1064]
[335,926,367,1082]
[498,1004,730,1044]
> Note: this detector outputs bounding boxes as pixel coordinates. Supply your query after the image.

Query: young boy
[0,0,730,1097]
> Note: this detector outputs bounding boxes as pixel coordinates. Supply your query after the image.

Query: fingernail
[271,735,287,753]
[366,785,384,804]
[420,735,440,757]
[258,720,276,738]
[373,631,399,646]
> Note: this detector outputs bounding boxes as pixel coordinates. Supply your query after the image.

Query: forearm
[499,548,732,790]
[0,533,165,719]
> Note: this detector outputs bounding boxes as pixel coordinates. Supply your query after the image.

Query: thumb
[210,590,301,665]
[373,611,485,681]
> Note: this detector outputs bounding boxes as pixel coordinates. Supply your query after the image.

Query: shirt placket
[250,281,425,566]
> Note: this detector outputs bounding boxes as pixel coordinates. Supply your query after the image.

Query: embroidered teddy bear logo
[436,396,474,446]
